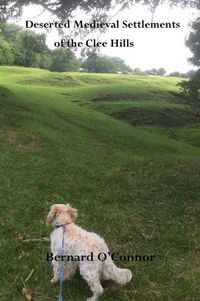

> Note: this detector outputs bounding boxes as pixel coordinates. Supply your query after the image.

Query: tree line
[0,22,190,77]
[0,24,176,76]
[0,22,80,71]
[0,22,134,73]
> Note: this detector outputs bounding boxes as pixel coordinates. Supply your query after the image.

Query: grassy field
[0,66,200,301]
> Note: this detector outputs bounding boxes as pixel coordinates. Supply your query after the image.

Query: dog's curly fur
[46,204,132,301]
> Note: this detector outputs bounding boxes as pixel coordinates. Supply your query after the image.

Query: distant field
[0,67,200,301]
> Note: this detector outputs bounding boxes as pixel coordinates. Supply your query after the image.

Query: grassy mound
[112,107,200,126]
[0,67,200,301]
[19,74,81,87]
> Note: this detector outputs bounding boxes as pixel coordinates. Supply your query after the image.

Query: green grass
[0,67,200,301]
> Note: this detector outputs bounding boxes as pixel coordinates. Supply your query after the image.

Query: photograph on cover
[0,1,200,300]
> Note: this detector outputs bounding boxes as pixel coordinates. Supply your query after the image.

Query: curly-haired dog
[46,204,132,301]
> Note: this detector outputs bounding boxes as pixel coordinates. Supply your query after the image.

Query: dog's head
[46,204,78,227]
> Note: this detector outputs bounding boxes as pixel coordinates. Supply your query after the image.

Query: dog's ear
[46,204,60,225]
[66,205,78,222]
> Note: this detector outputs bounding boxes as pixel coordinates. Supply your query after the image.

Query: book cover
[0,1,199,300]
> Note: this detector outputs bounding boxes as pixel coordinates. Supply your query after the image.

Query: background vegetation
[0,22,195,79]
[180,17,200,105]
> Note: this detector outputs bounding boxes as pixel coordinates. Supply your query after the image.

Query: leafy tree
[50,48,80,72]
[82,54,132,73]
[109,57,132,73]
[0,37,14,65]
[169,71,182,77]
[179,69,200,104]
[157,67,166,76]
[134,68,142,73]
[0,22,21,43]
[179,17,200,104]
[82,55,112,73]
[186,17,200,67]
[36,53,52,70]
[186,70,196,78]
[146,68,157,75]
[14,30,48,67]
[133,68,147,75]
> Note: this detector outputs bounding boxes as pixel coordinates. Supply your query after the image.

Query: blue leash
[59,225,66,301]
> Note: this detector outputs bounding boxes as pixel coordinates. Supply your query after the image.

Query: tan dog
[47,204,132,301]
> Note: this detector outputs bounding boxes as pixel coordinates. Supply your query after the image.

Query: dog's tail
[102,258,132,285]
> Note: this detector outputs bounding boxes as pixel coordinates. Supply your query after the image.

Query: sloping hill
[0,67,200,301]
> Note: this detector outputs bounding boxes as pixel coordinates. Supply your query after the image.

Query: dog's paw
[51,277,58,283]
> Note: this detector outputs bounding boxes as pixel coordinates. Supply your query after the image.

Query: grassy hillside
[0,67,200,301]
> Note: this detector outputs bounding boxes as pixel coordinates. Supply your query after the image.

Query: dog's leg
[51,259,61,283]
[79,262,104,301]
[64,262,77,280]
[86,277,104,301]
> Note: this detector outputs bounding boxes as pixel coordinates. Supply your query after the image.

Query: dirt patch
[2,129,47,150]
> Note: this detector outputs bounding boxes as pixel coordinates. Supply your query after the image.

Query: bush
[179,69,200,105]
